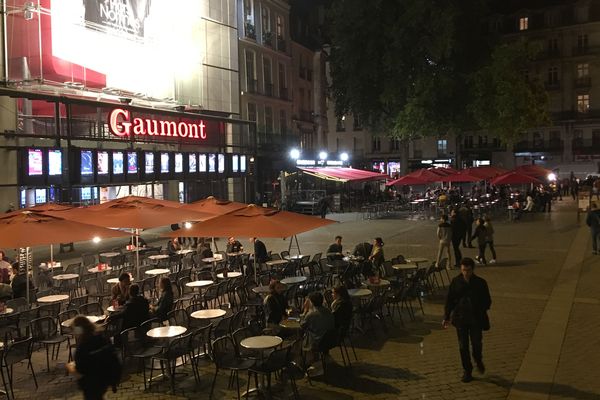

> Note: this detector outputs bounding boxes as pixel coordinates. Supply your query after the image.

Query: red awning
[299,167,388,182]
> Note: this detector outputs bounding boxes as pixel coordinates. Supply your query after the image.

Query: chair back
[6,298,28,312]
[68,295,89,311]
[211,336,236,367]
[212,315,233,340]
[58,309,78,335]
[311,253,322,263]
[3,337,32,366]
[38,302,61,318]
[164,332,192,359]
[30,316,58,341]
[270,253,281,261]
[101,315,123,340]
[79,302,103,316]
[280,251,290,259]
[191,324,212,358]
[167,309,189,328]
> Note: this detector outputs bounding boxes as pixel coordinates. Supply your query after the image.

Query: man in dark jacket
[450,210,465,268]
[251,237,268,263]
[326,236,343,261]
[443,257,491,383]
[586,203,600,255]
[120,284,150,333]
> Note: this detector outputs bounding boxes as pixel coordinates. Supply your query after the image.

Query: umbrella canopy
[164,204,336,239]
[463,166,508,180]
[439,172,482,183]
[84,195,183,210]
[386,175,432,186]
[4,203,76,218]
[428,167,457,176]
[299,167,388,182]
[0,211,130,248]
[180,196,247,216]
[514,164,552,177]
[491,171,542,186]
[45,201,212,229]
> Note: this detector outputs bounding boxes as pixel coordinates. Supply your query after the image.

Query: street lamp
[319,151,328,160]
[340,152,349,162]
[547,173,556,181]
[289,148,300,160]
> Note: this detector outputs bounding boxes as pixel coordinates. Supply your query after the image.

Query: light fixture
[341,115,346,121]
[289,148,300,160]
[92,236,101,244]
[340,152,349,162]
[118,97,132,104]
[547,173,556,181]
[319,151,328,160]
[184,222,192,229]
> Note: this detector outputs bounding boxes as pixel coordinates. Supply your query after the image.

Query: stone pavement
[6,198,599,400]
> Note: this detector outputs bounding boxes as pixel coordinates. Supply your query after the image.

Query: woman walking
[473,218,488,265]
[436,214,452,268]
[484,216,497,264]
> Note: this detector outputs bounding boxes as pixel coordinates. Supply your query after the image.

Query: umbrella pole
[135,229,140,281]
[26,247,30,305]
[50,244,53,265]
[295,235,301,254]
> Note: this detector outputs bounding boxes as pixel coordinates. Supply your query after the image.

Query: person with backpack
[586,203,600,255]
[67,316,122,399]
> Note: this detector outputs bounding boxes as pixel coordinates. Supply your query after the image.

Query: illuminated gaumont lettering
[108,108,207,140]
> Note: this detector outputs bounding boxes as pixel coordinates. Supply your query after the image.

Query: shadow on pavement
[484,376,600,400]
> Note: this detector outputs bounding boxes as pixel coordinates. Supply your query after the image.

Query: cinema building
[0,0,255,208]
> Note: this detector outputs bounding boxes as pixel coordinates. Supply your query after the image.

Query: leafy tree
[469,39,549,144]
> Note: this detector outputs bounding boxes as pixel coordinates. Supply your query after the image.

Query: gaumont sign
[108,108,208,140]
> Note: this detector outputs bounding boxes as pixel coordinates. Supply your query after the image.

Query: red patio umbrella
[439,172,482,183]
[514,165,552,178]
[429,167,457,176]
[491,171,542,185]
[386,175,432,186]
[463,166,508,180]
[179,196,247,216]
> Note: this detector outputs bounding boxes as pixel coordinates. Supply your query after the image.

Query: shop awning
[298,167,388,182]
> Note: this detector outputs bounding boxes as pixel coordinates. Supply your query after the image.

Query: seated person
[167,238,182,254]
[264,280,288,332]
[250,237,269,264]
[129,236,147,248]
[524,195,535,212]
[326,236,344,261]
[198,242,213,259]
[111,273,131,307]
[119,284,150,333]
[330,286,353,331]
[226,237,243,253]
[0,250,13,264]
[10,263,33,299]
[300,291,335,352]
[150,277,174,322]
[352,242,373,259]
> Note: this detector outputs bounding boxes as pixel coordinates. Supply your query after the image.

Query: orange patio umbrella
[491,171,542,185]
[462,166,508,180]
[514,164,552,178]
[180,196,247,216]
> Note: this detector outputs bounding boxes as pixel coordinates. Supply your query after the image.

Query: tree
[469,39,549,144]
[327,0,489,139]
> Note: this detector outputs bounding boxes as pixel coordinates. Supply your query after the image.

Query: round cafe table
[106,305,122,313]
[146,326,187,339]
[202,256,224,264]
[217,271,242,279]
[190,309,227,320]
[392,263,419,271]
[362,279,391,289]
[281,276,307,285]
[406,257,429,265]
[107,276,134,284]
[176,249,194,255]
[99,252,120,258]
[37,294,70,303]
[88,266,112,274]
[185,280,213,290]
[265,260,287,268]
[347,288,372,298]
[52,273,79,281]
[227,251,246,257]
[284,255,305,261]
[61,315,104,328]
[240,335,283,351]
[0,308,14,316]
[44,262,62,270]
[148,254,170,261]
[279,318,301,330]
[145,268,170,276]
[252,285,272,295]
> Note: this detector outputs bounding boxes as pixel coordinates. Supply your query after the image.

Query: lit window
[519,17,528,30]
[437,139,448,154]
[577,94,590,113]
[336,116,345,132]
[577,63,589,78]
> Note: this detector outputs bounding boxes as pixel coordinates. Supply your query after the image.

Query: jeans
[485,240,497,260]
[456,326,483,372]
[436,241,452,267]
[451,240,462,267]
[477,244,487,264]
[463,225,473,246]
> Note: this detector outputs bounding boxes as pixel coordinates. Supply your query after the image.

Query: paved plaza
[7,198,599,400]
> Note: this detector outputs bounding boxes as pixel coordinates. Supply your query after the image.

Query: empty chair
[209,336,255,400]
[30,316,71,371]
[149,333,194,391]
[0,337,38,399]
[78,302,103,316]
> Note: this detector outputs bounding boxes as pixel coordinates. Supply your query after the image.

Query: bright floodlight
[92,236,101,244]
[340,152,349,162]
[319,151,328,160]
[548,173,556,181]
[184,222,192,229]
[289,148,300,160]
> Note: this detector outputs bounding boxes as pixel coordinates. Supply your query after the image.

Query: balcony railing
[277,36,286,52]
[247,79,258,94]
[245,23,256,40]
[264,83,273,97]
[262,31,272,47]
[575,76,591,87]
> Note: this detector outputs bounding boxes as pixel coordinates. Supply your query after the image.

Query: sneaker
[489,259,496,264]
[461,371,473,383]
[476,361,485,374]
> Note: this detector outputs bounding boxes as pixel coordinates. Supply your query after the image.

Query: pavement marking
[507,223,589,400]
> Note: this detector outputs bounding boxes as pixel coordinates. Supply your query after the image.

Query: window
[547,66,559,85]
[244,0,255,39]
[336,116,345,132]
[577,34,588,53]
[464,135,473,148]
[299,56,306,79]
[247,103,257,122]
[545,10,558,27]
[390,138,400,151]
[245,50,256,92]
[532,132,543,147]
[279,110,287,134]
[276,15,284,38]
[261,6,270,33]
[577,94,590,113]
[372,137,381,152]
[265,107,273,134]
[593,130,600,147]
[478,135,488,147]
[437,139,448,154]
[519,17,528,31]
[263,57,272,95]
[548,38,559,55]
[577,63,589,78]
[573,129,583,147]
[575,5,589,23]
[278,63,287,99]
[353,115,362,130]
[550,131,561,147]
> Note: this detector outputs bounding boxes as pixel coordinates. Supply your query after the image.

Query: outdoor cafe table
[202,256,224,264]
[265,259,287,269]
[406,257,429,266]
[88,266,112,274]
[392,263,419,271]
[145,268,170,276]
[240,335,283,352]
[347,288,372,298]
[0,308,14,316]
[227,251,246,257]
[148,254,170,261]
[362,279,391,289]
[61,315,105,328]
[279,318,301,330]
[147,326,187,339]
[107,305,121,313]
[99,252,120,259]
[107,276,134,284]
[252,285,272,295]
[37,294,69,303]
[176,249,194,255]
[284,255,305,261]
[216,271,242,279]
[53,273,79,281]
[190,309,226,320]
[185,280,214,290]
[281,276,307,285]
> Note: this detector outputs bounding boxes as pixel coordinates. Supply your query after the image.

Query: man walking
[450,210,465,268]
[443,257,492,383]
[586,204,600,255]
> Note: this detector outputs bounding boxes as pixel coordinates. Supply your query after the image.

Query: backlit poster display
[208,154,216,172]
[127,152,138,174]
[97,151,109,175]
[113,152,124,174]
[161,153,170,173]
[175,153,183,173]
[81,150,93,175]
[217,154,225,173]
[189,154,197,173]
[232,155,239,172]
[28,149,43,176]
[48,150,62,176]
[145,152,154,174]
[240,155,247,172]
[199,154,207,172]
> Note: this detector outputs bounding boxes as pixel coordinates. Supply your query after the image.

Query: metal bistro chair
[149,333,195,392]
[209,336,255,400]
[30,316,71,371]
[0,337,37,400]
